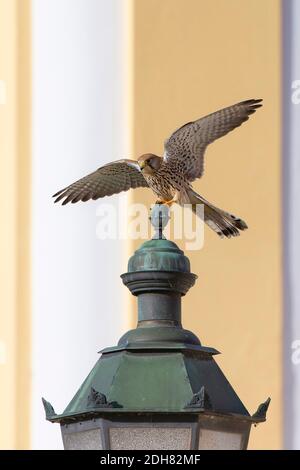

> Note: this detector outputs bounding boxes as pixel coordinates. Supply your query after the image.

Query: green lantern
[43,204,270,450]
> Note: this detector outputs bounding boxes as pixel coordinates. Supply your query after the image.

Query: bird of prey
[53,99,262,238]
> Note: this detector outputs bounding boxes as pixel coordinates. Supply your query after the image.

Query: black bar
[0,450,298,465]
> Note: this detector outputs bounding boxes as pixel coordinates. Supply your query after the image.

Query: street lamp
[43,204,270,450]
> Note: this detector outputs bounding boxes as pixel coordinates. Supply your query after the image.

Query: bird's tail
[187,189,248,238]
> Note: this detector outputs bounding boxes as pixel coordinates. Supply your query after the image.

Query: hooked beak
[139,161,146,170]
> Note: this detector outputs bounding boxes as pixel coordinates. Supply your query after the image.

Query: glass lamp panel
[109,426,192,450]
[64,429,102,450]
[198,429,242,450]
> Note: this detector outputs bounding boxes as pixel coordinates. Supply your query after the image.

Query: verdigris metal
[185,386,213,410]
[44,204,269,426]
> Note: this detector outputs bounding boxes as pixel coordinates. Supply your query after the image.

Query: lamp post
[43,204,270,450]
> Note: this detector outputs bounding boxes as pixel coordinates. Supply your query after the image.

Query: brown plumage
[53,99,262,238]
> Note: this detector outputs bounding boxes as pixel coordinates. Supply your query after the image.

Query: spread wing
[53,159,148,205]
[163,99,262,182]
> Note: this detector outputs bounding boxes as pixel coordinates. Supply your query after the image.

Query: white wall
[283,0,300,450]
[32,0,127,449]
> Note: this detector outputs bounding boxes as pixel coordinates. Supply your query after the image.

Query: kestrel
[53,99,262,238]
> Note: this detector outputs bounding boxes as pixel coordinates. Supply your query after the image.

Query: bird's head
[138,154,162,175]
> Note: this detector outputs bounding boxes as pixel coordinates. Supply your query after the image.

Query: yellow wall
[128,0,282,449]
[0,0,31,449]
